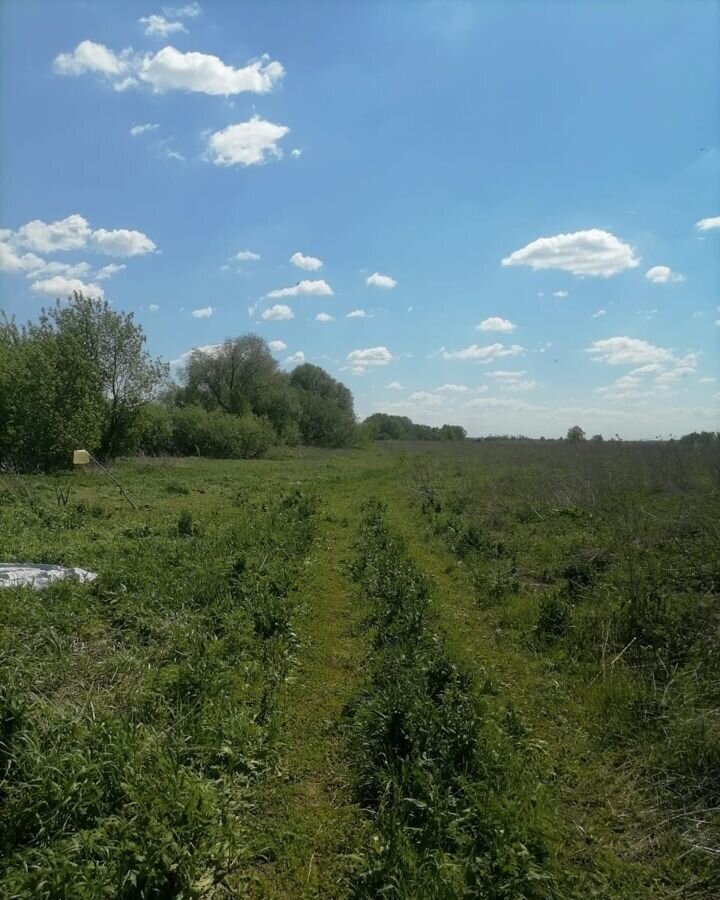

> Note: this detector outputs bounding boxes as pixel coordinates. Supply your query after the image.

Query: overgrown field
[1,441,718,898]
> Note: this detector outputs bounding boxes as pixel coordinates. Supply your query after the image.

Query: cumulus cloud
[0,243,45,274]
[290,148,302,158]
[434,384,469,392]
[140,48,283,95]
[592,309,606,318]
[14,214,91,253]
[645,265,685,284]
[130,122,159,136]
[290,251,323,271]
[285,351,305,365]
[91,228,157,257]
[476,316,516,333]
[191,306,213,318]
[95,263,126,280]
[54,40,132,77]
[695,216,720,232]
[502,229,639,277]
[4,214,156,258]
[261,304,294,321]
[31,275,104,298]
[315,312,334,322]
[54,41,284,97]
[148,303,160,312]
[347,346,393,367]
[267,279,332,298]
[268,340,287,351]
[553,290,568,298]
[585,336,674,366]
[441,343,524,362]
[206,116,289,166]
[386,381,403,390]
[366,272,397,289]
[346,309,367,318]
[235,249,260,262]
[139,14,187,37]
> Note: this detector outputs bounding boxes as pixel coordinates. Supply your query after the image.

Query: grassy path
[246,474,376,897]
[382,489,692,898]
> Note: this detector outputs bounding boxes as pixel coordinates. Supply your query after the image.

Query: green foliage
[0,468,318,895]
[363,413,466,441]
[345,501,554,897]
[0,294,167,468]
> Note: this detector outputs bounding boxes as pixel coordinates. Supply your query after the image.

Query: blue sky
[1,0,718,438]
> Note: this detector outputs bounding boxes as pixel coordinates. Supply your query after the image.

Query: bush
[170,406,274,459]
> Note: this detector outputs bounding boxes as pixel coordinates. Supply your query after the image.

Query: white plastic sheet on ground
[0,563,98,590]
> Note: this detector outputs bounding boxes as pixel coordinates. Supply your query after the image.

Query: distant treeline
[0,293,358,469]
[362,413,467,441]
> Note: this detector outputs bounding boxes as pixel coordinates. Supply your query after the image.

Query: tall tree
[50,294,169,457]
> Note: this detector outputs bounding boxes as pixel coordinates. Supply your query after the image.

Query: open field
[1,441,718,898]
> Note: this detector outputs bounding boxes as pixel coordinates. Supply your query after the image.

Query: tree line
[0,294,358,468]
[363,413,467,442]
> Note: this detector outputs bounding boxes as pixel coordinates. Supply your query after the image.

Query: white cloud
[268,340,287,351]
[130,122,159,136]
[553,290,568,298]
[592,309,606,318]
[0,243,45,274]
[163,2,202,16]
[30,275,104,298]
[698,376,715,384]
[90,228,157,257]
[55,41,283,97]
[347,346,393,367]
[441,343,524,362]
[464,397,542,412]
[235,249,260,262]
[171,342,221,366]
[434,384,469,393]
[586,336,675,366]
[206,116,289,166]
[5,215,156,258]
[54,40,131,77]
[346,309,367,318]
[140,15,187,37]
[285,351,305,365]
[148,303,160,312]
[695,216,720,232]
[476,316,516,333]
[290,251,323,271]
[386,381,403,390]
[315,312,334,322]
[191,306,213,318]
[14,214,91,253]
[141,48,284,95]
[267,279,332,298]
[26,260,91,280]
[502,229,639,277]
[261,304,294,321]
[290,148,302,158]
[366,272,397,289]
[645,265,685,284]
[503,379,537,392]
[95,263,126,280]
[487,370,527,381]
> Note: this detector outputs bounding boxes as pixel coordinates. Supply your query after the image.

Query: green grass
[0,441,717,897]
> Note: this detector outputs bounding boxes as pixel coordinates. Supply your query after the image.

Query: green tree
[181,335,278,415]
[566,425,586,443]
[50,294,168,457]
[289,364,356,447]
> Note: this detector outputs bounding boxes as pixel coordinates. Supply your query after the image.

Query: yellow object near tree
[73,450,91,465]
